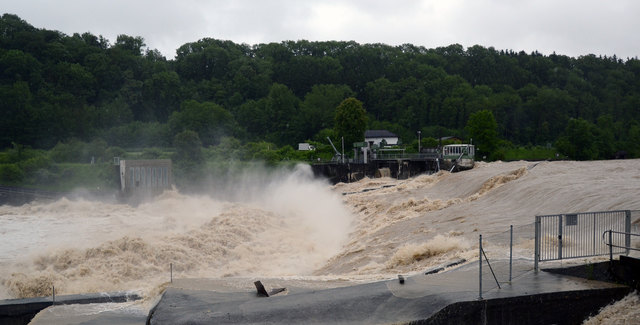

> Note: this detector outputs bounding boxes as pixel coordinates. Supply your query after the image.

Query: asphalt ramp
[8,260,631,324]
[148,260,630,324]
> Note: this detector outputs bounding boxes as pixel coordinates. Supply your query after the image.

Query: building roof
[365,130,398,138]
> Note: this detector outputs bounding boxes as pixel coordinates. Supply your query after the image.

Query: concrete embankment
[0,291,141,325]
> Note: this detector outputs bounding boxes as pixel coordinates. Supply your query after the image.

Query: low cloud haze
[3,0,639,59]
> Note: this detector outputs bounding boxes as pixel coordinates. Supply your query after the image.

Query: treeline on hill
[2,13,640,169]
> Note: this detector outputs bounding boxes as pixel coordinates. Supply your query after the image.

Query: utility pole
[417,130,421,155]
[341,136,345,164]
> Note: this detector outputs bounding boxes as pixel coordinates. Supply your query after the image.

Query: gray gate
[534,210,631,270]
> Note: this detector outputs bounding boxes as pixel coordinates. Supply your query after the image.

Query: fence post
[609,230,613,262]
[625,210,631,255]
[558,214,563,260]
[509,225,513,283]
[478,234,483,300]
[534,216,540,273]
[593,213,597,256]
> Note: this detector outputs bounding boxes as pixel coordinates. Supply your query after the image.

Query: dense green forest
[2,13,640,165]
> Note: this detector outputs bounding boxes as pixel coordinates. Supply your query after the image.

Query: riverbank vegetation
[1,13,639,190]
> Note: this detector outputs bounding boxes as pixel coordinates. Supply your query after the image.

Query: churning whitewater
[0,165,353,299]
[1,160,640,321]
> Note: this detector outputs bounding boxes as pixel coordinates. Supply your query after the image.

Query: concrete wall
[422,287,631,325]
[119,159,172,194]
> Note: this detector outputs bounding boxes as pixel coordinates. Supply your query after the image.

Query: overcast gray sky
[3,0,639,60]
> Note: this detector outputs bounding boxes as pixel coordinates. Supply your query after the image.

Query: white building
[364,130,399,147]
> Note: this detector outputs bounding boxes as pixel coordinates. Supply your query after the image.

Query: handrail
[602,229,640,252]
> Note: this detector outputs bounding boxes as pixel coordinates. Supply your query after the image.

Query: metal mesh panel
[480,223,536,287]
[537,210,629,262]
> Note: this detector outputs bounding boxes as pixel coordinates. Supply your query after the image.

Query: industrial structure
[312,132,475,184]
[117,159,172,200]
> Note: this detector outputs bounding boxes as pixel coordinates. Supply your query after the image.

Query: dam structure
[311,137,475,184]
[311,150,442,184]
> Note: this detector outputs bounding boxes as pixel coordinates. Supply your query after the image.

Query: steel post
[478,234,483,300]
[509,225,513,283]
[609,230,613,262]
[558,214,563,260]
[625,210,631,255]
[534,216,540,273]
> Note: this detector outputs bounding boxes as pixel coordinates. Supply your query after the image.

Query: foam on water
[0,164,353,299]
[582,291,640,324]
[315,160,640,277]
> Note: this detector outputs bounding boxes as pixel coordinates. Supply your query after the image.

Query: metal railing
[375,152,441,160]
[603,230,640,261]
[477,210,637,298]
[313,152,442,164]
[534,210,633,271]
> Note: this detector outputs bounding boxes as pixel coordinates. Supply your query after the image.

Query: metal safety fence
[534,210,634,271]
[478,223,536,299]
[476,210,639,299]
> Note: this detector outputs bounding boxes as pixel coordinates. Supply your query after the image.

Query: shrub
[19,155,52,174]
[34,168,57,185]
[85,139,108,162]
[0,164,24,183]
[140,148,164,159]
[104,146,127,161]
[50,140,85,163]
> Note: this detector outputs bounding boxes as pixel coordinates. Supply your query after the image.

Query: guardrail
[313,153,441,164]
[603,230,640,261]
[375,153,441,160]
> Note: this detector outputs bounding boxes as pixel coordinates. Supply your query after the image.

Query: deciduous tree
[465,109,499,159]
[334,97,367,152]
